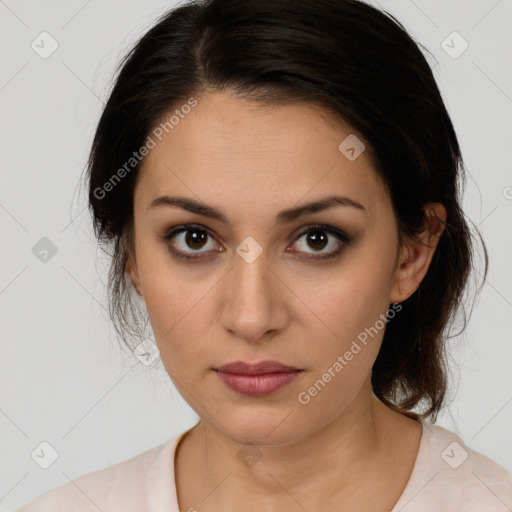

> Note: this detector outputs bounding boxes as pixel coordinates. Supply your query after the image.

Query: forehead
[135,91,389,218]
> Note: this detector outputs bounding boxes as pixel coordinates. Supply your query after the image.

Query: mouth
[213,360,303,396]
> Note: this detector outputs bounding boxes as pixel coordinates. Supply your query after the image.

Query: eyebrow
[148,194,366,224]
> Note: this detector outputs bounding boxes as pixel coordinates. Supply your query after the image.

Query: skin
[127,89,446,512]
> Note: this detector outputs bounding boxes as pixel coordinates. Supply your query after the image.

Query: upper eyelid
[164,222,344,236]
[164,223,348,247]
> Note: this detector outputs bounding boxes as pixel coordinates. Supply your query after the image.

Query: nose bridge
[231,239,275,307]
[221,239,284,342]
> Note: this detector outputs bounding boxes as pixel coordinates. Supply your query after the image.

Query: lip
[214,360,302,375]
[214,360,303,397]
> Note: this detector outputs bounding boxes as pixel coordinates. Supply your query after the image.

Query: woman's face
[128,91,416,446]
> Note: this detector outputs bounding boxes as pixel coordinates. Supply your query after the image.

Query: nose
[220,245,289,344]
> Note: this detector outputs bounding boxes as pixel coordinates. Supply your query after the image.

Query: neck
[175,380,421,511]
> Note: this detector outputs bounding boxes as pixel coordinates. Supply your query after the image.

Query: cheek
[296,261,392,406]
[303,259,392,345]
[298,344,378,424]
[134,249,183,332]
[297,279,387,414]
[138,264,214,374]
[143,283,205,348]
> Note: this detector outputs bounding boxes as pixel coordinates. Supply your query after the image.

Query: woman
[17,0,512,510]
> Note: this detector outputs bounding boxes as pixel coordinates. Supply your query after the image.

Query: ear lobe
[390,202,446,304]
[126,256,143,297]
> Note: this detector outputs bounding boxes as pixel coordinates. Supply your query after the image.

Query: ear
[126,253,143,297]
[390,202,447,304]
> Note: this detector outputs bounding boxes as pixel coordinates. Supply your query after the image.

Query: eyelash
[161,223,351,262]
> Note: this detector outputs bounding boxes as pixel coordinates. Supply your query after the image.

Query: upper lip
[214,360,302,375]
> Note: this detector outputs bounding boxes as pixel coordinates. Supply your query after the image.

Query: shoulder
[394,420,512,511]
[14,435,181,512]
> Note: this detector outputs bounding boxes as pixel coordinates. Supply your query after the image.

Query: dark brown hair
[84,0,488,421]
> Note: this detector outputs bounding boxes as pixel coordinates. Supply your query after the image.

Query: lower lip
[215,370,301,396]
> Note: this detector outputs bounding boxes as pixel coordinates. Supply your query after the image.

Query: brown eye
[184,229,208,250]
[162,223,350,262]
[304,231,328,251]
[163,225,222,260]
[289,224,351,260]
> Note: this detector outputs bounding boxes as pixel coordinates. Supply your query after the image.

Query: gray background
[1,0,511,509]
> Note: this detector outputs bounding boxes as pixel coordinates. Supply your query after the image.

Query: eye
[287,224,350,260]
[161,223,351,262]
[162,224,221,261]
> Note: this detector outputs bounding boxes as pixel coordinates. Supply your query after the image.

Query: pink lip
[215,360,301,374]
[214,360,303,396]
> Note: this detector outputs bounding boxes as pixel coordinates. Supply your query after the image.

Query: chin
[211,409,307,447]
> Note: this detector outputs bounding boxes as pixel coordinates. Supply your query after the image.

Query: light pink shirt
[16,420,512,511]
